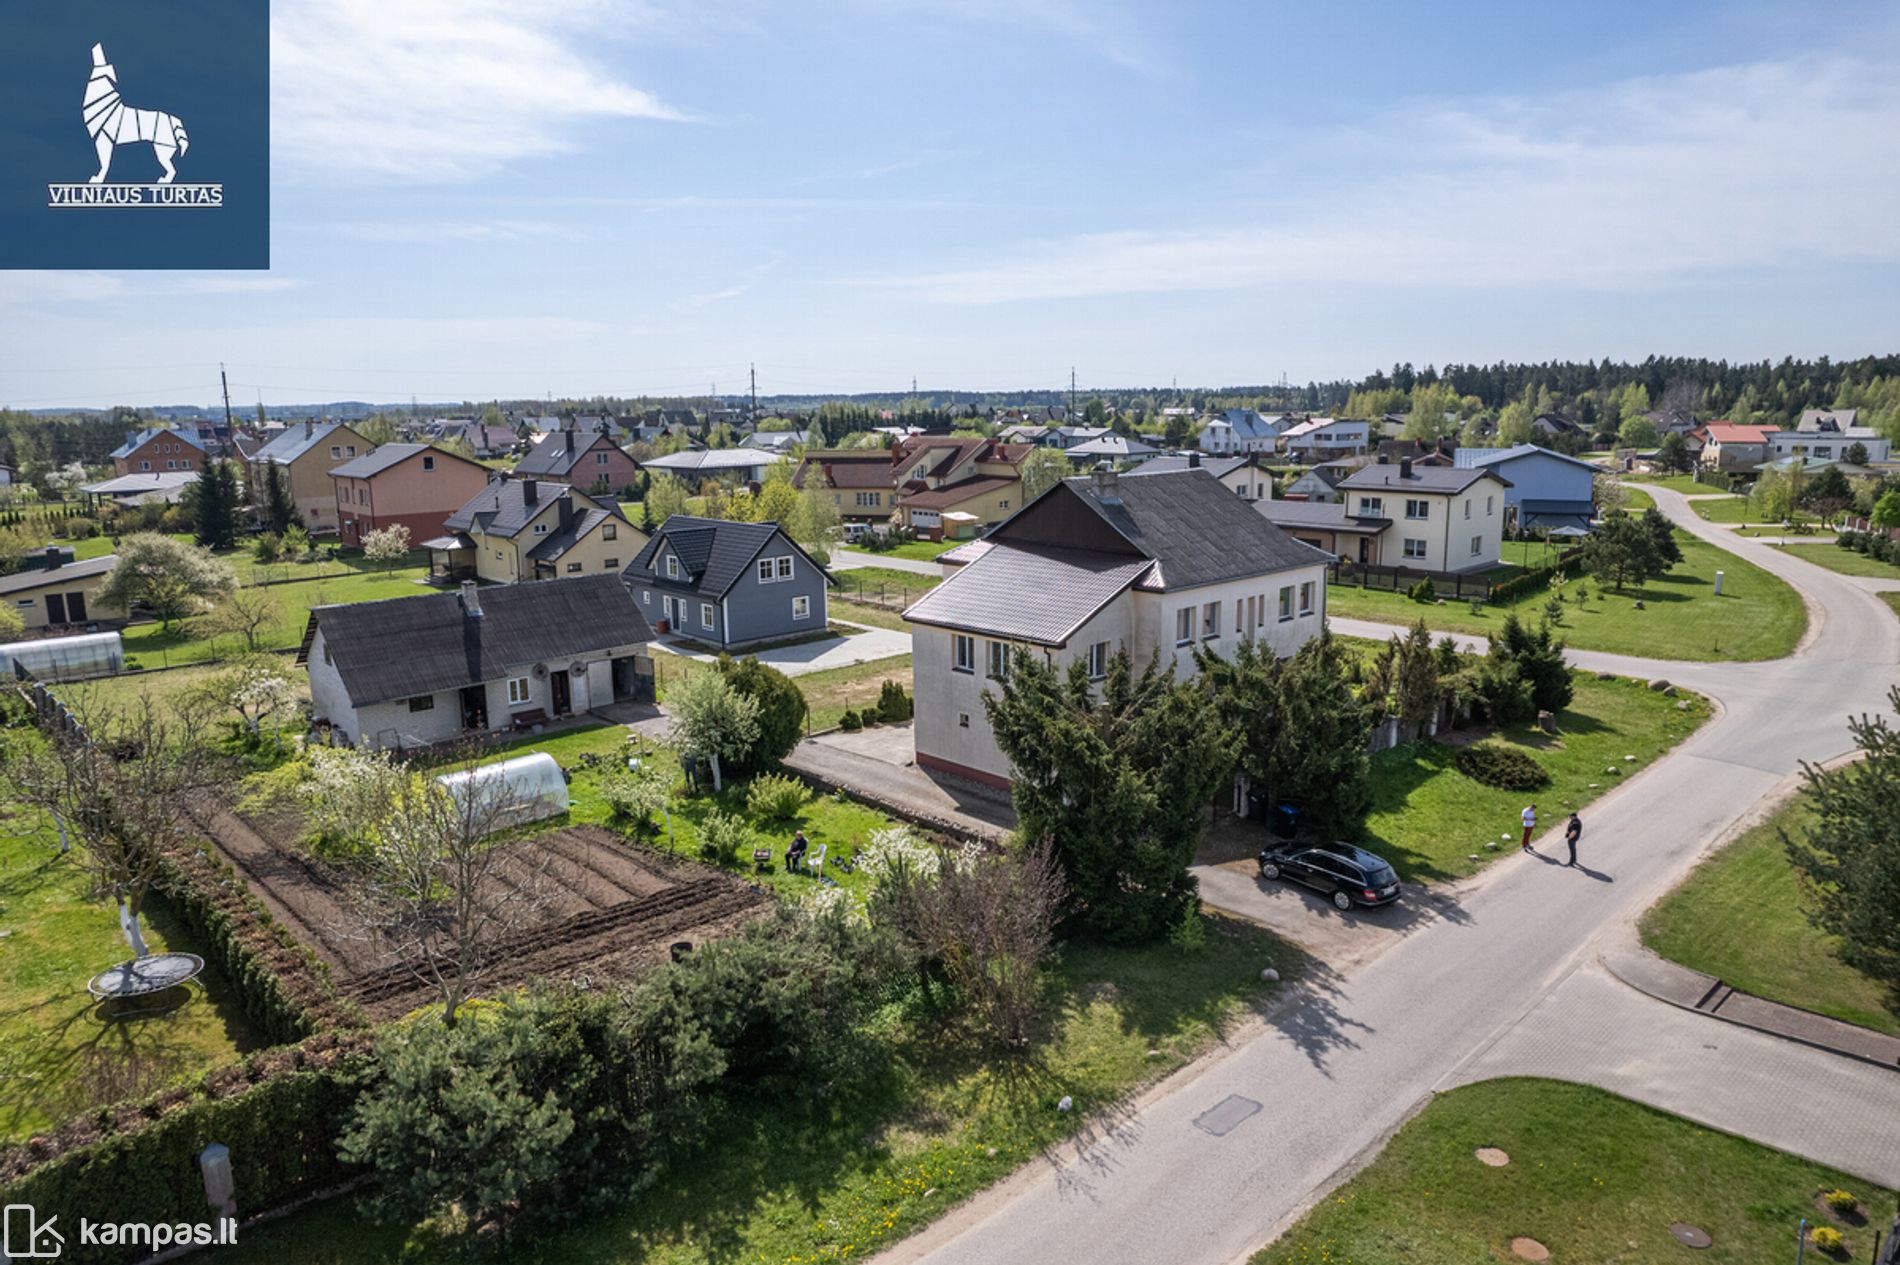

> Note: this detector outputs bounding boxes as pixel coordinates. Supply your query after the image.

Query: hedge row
[0,1034,372,1264]
[1838,529,1900,566]
[1489,546,1586,605]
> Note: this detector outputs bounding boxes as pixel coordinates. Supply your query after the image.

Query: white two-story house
[1336,457,1512,574]
[903,466,1333,788]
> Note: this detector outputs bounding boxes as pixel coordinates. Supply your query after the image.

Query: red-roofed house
[1698,423,1779,473]
[792,449,902,525]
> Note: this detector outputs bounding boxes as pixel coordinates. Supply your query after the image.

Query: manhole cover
[1476,1147,1510,1167]
[1192,1094,1262,1137]
[1510,1237,1550,1261]
[1670,1223,1712,1249]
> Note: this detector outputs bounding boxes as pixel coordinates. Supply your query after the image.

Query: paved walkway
[650,619,909,677]
[784,736,1016,843]
[882,482,1900,1265]
[830,548,947,576]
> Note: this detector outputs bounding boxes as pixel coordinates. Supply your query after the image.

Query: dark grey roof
[902,544,1154,645]
[514,431,613,477]
[1254,500,1388,535]
[253,421,359,465]
[328,443,436,479]
[1338,464,1511,494]
[303,574,651,707]
[444,479,616,539]
[526,507,622,562]
[1122,454,1252,479]
[625,515,833,597]
[0,555,117,595]
[1062,470,1332,590]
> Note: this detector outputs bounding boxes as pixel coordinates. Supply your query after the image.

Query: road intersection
[884,485,1900,1265]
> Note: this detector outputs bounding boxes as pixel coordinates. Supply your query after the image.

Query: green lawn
[1326,528,1805,661]
[1253,1079,1891,1265]
[651,651,914,733]
[1361,673,1710,882]
[1618,485,1654,511]
[55,662,311,726]
[1883,594,1900,623]
[0,777,263,1142]
[1688,494,1754,523]
[836,566,941,599]
[217,915,1294,1265]
[1642,794,1897,1035]
[119,567,434,669]
[846,539,959,562]
[832,595,913,631]
[1625,472,1722,494]
[1775,542,1900,579]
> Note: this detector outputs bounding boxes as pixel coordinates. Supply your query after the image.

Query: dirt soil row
[189,801,768,1020]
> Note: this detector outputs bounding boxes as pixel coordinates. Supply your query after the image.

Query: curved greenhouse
[433,751,570,829]
[0,631,125,683]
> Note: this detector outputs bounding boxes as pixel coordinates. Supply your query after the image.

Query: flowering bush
[1809,1225,1845,1254]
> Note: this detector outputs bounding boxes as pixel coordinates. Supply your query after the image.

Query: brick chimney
[1399,457,1414,479]
[461,580,482,618]
[1187,452,1201,468]
[522,478,538,506]
[558,492,575,532]
[1090,461,1120,503]
[565,430,575,454]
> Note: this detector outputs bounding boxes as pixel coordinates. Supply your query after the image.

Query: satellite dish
[568,661,588,677]
[532,662,548,679]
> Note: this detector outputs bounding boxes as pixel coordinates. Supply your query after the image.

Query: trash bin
[1246,790,1271,823]
[1271,802,1300,839]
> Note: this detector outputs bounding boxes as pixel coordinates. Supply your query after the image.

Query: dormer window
[666,554,680,579]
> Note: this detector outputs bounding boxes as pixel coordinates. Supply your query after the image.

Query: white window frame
[986,639,1008,679]
[532,522,550,535]
[1201,601,1220,641]
[1278,586,1294,621]
[1486,495,1495,516]
[422,455,436,471]
[1358,496,1383,516]
[1470,535,1484,557]
[1086,640,1109,680]
[603,558,618,571]
[507,676,532,705]
[1403,538,1428,560]
[566,561,583,573]
[666,554,680,579]
[1464,499,1472,519]
[700,602,715,629]
[1405,498,1429,520]
[792,595,811,620]
[952,634,975,674]
[603,522,617,540]
[757,558,775,583]
[1299,581,1315,615]
[776,555,794,579]
[1175,608,1194,647]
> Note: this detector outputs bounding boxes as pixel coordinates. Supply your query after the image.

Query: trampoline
[87,952,205,1002]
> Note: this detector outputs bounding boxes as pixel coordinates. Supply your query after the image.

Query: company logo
[3,1203,65,1259]
[47,44,221,209]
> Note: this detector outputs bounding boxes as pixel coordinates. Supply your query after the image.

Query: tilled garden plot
[188,803,768,1019]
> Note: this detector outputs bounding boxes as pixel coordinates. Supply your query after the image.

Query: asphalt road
[881,485,1900,1265]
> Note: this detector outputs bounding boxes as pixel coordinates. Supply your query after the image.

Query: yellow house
[792,449,899,524]
[246,420,376,534]
[428,477,646,585]
[891,437,1030,535]
[0,550,124,629]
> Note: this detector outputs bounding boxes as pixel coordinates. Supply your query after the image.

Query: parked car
[1256,843,1402,911]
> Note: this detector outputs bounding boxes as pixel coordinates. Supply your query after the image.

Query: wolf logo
[83,43,190,184]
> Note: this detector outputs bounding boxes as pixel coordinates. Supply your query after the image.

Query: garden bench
[510,708,549,731]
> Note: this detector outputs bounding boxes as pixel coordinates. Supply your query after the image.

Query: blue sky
[5,0,1899,409]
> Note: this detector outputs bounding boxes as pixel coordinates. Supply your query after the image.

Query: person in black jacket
[1564,813,1583,867]
[786,829,809,872]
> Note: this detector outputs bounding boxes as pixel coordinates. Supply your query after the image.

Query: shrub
[699,807,753,865]
[876,679,913,723]
[718,656,808,775]
[745,771,811,820]
[1455,741,1550,791]
[1809,1225,1845,1254]
[840,708,862,732]
[1824,1189,1859,1214]
[1407,578,1436,603]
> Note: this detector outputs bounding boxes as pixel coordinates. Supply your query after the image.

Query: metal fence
[1328,560,1495,601]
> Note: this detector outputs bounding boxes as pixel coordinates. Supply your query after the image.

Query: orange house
[331,443,492,550]
[110,427,206,476]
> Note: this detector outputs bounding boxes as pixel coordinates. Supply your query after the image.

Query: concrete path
[830,548,948,576]
[650,618,909,677]
[785,734,1016,843]
[882,482,1900,1265]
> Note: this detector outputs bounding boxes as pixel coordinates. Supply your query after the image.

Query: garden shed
[0,630,125,682]
[434,751,570,829]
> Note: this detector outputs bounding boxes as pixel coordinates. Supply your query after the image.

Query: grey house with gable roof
[624,516,834,649]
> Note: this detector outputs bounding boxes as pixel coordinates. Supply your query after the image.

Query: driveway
[651,618,909,677]
[880,482,1900,1265]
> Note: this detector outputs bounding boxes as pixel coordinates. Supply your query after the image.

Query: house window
[165,459,175,470]
[1470,535,1484,557]
[855,491,881,507]
[1405,499,1429,519]
[776,556,794,579]
[1464,499,1472,519]
[1278,586,1294,621]
[641,590,651,603]
[1403,538,1427,559]
[346,446,357,457]
[596,451,610,465]
[139,460,150,470]
[1299,581,1315,615]
[407,695,435,713]
[423,456,436,471]
[952,634,975,673]
[700,602,715,629]
[1358,496,1383,516]
[603,558,618,570]
[1201,601,1220,641]
[666,555,680,579]
[1175,608,1194,647]
[758,558,776,583]
[998,499,1009,509]
[507,676,532,705]
[330,446,341,458]
[566,562,583,573]
[1813,446,1832,458]
[958,712,971,728]
[986,640,1009,678]
[792,595,811,620]
[603,522,617,540]
[1487,495,1495,516]
[1086,640,1109,680]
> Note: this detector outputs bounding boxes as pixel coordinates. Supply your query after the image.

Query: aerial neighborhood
[4,345,1900,1265]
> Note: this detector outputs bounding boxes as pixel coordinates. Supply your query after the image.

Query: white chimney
[461,580,482,618]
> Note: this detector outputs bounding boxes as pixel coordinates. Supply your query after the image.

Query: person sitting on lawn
[786,830,809,872]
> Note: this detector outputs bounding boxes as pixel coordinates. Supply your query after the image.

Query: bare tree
[193,586,280,651]
[346,749,559,1024]
[8,700,216,958]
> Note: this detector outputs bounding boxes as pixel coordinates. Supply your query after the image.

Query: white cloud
[328,219,584,244]
[272,0,691,182]
[862,0,1167,78]
[860,53,1900,301]
[0,273,299,307]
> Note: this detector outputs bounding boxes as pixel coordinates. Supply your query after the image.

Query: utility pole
[1070,367,1077,421]
[749,363,757,421]
[219,363,234,429]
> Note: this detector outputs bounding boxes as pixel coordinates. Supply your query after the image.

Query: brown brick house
[331,443,493,550]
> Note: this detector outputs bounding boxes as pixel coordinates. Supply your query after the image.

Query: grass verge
[1641,793,1898,1035]
[1361,672,1710,882]
[213,915,1294,1265]
[1774,542,1900,579]
[1252,1078,1892,1265]
[1326,528,1804,661]
[120,567,434,670]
